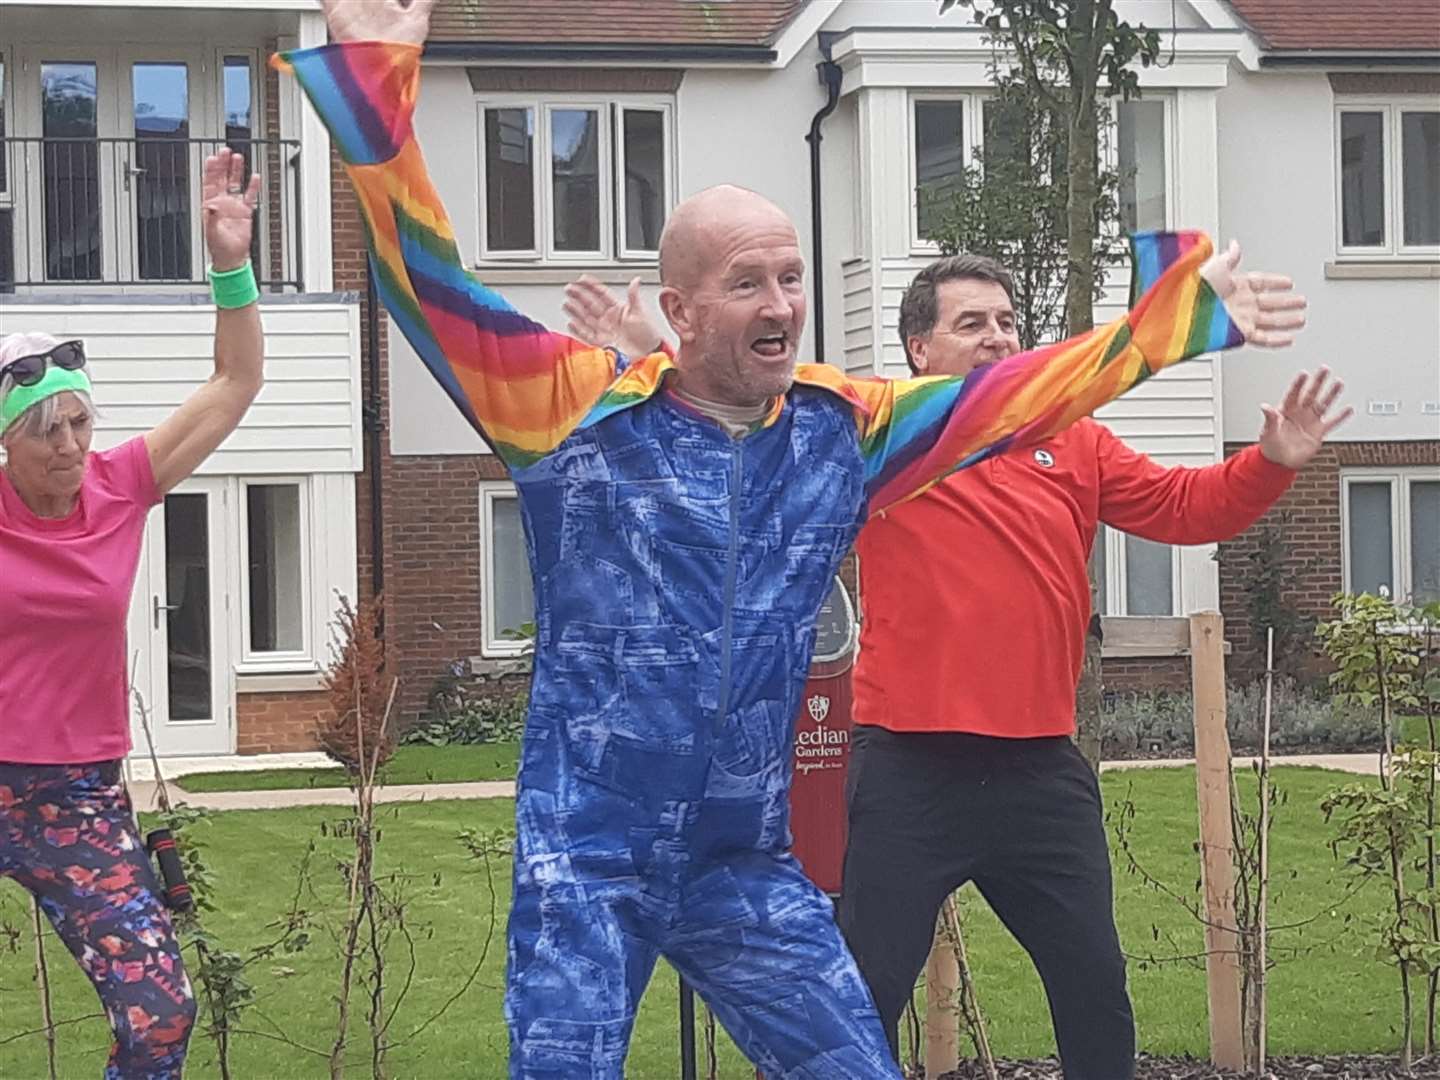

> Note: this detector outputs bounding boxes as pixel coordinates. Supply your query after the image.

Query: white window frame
[214,48,261,137]
[541,100,611,263]
[907,90,1174,256]
[1334,98,1440,260]
[1341,468,1440,602]
[615,103,675,261]
[478,481,535,658]
[908,92,982,254]
[1107,93,1176,236]
[118,47,217,286]
[0,44,12,293]
[476,94,674,266]
[0,43,12,204]
[1093,524,1182,618]
[477,102,542,260]
[237,476,316,672]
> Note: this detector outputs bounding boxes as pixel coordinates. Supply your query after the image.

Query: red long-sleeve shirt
[852,419,1296,738]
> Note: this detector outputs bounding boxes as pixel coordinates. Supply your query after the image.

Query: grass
[0,767,1415,1077]
[174,736,1396,795]
[173,744,520,792]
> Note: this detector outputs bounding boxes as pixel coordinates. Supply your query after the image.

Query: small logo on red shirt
[1034,449,1055,468]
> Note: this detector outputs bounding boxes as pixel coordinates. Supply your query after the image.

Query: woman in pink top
[0,148,263,1079]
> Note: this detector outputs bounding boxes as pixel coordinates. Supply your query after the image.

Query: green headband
[0,364,93,437]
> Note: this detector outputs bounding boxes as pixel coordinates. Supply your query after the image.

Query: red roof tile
[429,0,808,48]
[1228,0,1440,52]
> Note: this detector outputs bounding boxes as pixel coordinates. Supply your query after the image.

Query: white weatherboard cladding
[3,302,363,474]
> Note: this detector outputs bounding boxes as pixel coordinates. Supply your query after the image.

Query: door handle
[153,595,182,629]
[123,161,146,192]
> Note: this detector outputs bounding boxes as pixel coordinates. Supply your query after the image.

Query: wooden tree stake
[925,923,960,1077]
[1190,611,1244,1069]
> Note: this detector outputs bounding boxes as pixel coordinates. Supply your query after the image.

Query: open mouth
[750,333,790,359]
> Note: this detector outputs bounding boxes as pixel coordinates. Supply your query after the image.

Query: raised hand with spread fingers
[202,147,261,271]
[562,275,666,357]
[1199,239,1308,348]
[1257,366,1353,468]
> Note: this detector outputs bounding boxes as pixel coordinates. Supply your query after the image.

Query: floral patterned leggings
[0,761,196,1079]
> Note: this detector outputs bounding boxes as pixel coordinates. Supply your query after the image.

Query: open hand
[202,148,260,272]
[320,0,435,45]
[1199,240,1308,348]
[1258,367,1353,469]
[562,275,666,357]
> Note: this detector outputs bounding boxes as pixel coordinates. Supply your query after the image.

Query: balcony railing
[0,136,303,292]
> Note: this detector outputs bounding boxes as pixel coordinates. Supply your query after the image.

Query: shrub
[404,671,527,746]
[320,594,397,771]
[1103,679,1378,756]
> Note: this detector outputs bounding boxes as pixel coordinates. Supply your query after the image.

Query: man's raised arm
[844,232,1306,516]
[276,0,618,468]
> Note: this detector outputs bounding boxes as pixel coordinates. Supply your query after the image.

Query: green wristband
[209,261,259,309]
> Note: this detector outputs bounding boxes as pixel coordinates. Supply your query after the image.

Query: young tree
[938,0,1163,769]
[1317,592,1440,1070]
[927,76,1127,351]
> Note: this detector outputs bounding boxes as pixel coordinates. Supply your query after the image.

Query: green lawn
[174,744,520,792]
[0,767,1412,1077]
[175,739,1403,796]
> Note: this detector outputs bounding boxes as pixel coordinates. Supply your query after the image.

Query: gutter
[1259,51,1440,69]
[805,35,844,366]
[363,266,385,603]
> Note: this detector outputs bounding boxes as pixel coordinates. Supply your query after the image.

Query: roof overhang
[422,41,776,65]
[828,26,1257,93]
[421,0,844,71]
[1259,50,1440,70]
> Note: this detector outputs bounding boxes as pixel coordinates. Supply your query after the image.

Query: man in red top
[835,253,1351,1079]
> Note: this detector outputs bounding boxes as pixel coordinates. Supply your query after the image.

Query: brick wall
[1102,656,1191,692]
[384,454,510,720]
[1218,439,1440,683]
[236,690,334,754]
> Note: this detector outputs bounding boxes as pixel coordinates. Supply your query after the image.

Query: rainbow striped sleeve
[273,42,619,469]
[853,230,1245,516]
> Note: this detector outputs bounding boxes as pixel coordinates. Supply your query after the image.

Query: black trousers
[836,726,1135,1080]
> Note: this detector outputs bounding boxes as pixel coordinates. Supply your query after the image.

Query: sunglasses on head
[0,341,87,387]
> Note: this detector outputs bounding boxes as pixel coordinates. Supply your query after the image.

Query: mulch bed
[935,1055,1438,1079]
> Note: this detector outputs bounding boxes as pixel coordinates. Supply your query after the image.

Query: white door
[16,48,123,285]
[14,46,213,290]
[131,478,234,757]
[117,48,211,285]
